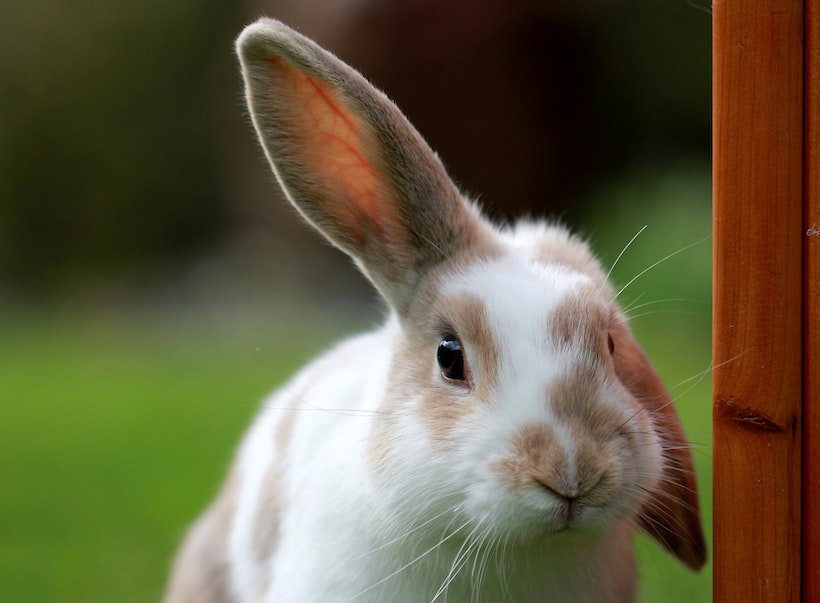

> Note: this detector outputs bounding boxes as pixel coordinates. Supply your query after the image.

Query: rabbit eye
[607,332,615,355]
[437,337,465,381]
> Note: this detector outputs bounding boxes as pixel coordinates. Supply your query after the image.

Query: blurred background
[0,0,712,601]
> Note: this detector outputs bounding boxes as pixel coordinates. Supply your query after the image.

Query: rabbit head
[236,16,706,582]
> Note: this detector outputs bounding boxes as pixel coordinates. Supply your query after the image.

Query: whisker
[615,234,711,301]
[350,515,473,601]
[637,483,702,525]
[621,297,700,317]
[270,385,385,417]
[431,519,486,602]
[350,503,463,562]
[606,224,649,281]
[669,350,749,394]
[633,471,702,498]
[497,531,513,600]
[618,290,648,314]
[259,405,383,416]
[470,525,496,603]
[623,308,701,322]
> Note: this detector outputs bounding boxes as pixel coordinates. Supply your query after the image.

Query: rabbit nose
[504,424,613,506]
[533,477,585,522]
[533,474,600,502]
[534,471,609,523]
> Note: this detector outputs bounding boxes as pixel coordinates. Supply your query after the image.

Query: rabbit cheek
[366,374,478,471]
[383,293,501,450]
[556,381,662,514]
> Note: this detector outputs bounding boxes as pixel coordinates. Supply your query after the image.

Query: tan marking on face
[368,252,506,463]
[163,469,239,603]
[547,369,626,440]
[251,407,298,563]
[379,355,477,451]
[415,293,501,444]
[491,424,568,492]
[450,294,500,392]
[546,292,622,441]
[547,290,611,353]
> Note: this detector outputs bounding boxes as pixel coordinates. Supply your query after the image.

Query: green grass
[0,312,335,602]
[0,167,713,602]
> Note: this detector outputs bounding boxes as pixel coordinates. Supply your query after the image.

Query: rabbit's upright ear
[610,319,707,571]
[236,19,486,311]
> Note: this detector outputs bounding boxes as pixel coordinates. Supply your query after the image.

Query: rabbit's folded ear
[236,19,486,311]
[611,318,707,571]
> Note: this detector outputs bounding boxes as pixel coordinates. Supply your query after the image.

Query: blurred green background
[0,0,712,601]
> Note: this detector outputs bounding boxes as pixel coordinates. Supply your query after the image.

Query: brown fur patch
[547,370,625,444]
[414,292,501,444]
[545,291,623,438]
[251,407,298,563]
[530,228,609,286]
[368,259,505,464]
[547,290,611,353]
[163,470,239,603]
[448,294,501,392]
[491,424,567,492]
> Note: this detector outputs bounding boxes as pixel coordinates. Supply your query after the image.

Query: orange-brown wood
[712,1,804,601]
[805,0,820,600]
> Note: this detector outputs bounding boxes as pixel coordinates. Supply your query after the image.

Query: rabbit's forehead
[439,253,608,339]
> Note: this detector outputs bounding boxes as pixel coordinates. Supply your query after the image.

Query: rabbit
[163,18,706,603]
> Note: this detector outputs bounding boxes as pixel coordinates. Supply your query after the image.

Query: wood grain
[712,1,804,601]
[804,0,819,599]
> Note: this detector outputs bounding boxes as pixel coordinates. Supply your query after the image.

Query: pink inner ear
[265,56,391,237]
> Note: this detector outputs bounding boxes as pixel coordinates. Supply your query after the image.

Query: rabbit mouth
[534,479,594,529]
[542,499,607,534]
[467,488,615,542]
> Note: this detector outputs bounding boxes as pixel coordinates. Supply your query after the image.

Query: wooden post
[804,0,819,599]
[712,0,805,601]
